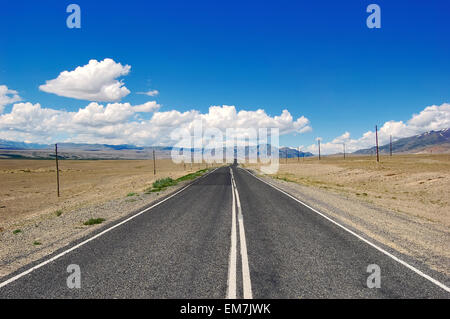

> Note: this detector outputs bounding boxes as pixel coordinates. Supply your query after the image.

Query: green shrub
[145,169,208,193]
[176,169,208,182]
[84,218,106,226]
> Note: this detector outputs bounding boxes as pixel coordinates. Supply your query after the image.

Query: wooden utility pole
[318,139,321,160]
[375,125,380,162]
[153,149,156,175]
[202,147,204,168]
[55,144,60,197]
[343,143,346,159]
[191,138,194,171]
[390,135,393,157]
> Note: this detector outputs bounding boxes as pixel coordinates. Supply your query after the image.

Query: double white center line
[227,167,253,299]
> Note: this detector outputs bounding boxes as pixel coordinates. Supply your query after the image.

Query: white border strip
[226,168,237,299]
[235,186,253,299]
[230,168,253,299]
[239,167,450,293]
[0,168,218,289]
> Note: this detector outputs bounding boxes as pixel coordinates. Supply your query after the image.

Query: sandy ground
[0,159,214,278]
[0,159,209,229]
[243,154,450,277]
[247,154,450,226]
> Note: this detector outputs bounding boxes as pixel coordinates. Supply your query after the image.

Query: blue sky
[1,0,449,152]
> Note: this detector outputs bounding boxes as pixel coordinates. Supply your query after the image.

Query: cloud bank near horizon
[1,99,448,151]
[0,100,311,146]
[305,103,450,154]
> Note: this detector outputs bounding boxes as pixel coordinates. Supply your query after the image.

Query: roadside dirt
[0,159,207,228]
[244,155,450,278]
[247,154,450,226]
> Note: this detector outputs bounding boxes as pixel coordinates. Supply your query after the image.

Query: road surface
[0,165,448,298]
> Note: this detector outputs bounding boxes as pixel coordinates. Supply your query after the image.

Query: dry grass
[0,159,211,228]
[244,154,450,226]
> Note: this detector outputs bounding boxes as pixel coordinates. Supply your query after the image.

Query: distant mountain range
[278,147,313,158]
[0,140,175,160]
[0,139,50,150]
[0,140,313,160]
[354,128,450,154]
[0,140,150,151]
[3,128,447,159]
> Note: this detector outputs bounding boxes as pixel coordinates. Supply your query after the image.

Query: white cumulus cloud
[0,85,21,113]
[39,59,131,102]
[197,106,311,135]
[137,89,159,97]
[73,101,160,126]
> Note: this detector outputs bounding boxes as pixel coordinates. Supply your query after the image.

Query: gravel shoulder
[249,169,450,280]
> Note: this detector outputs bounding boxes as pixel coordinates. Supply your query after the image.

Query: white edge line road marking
[231,168,253,299]
[238,167,450,294]
[0,168,219,289]
[226,168,237,299]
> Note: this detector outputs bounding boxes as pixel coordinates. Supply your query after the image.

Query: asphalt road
[0,165,449,298]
